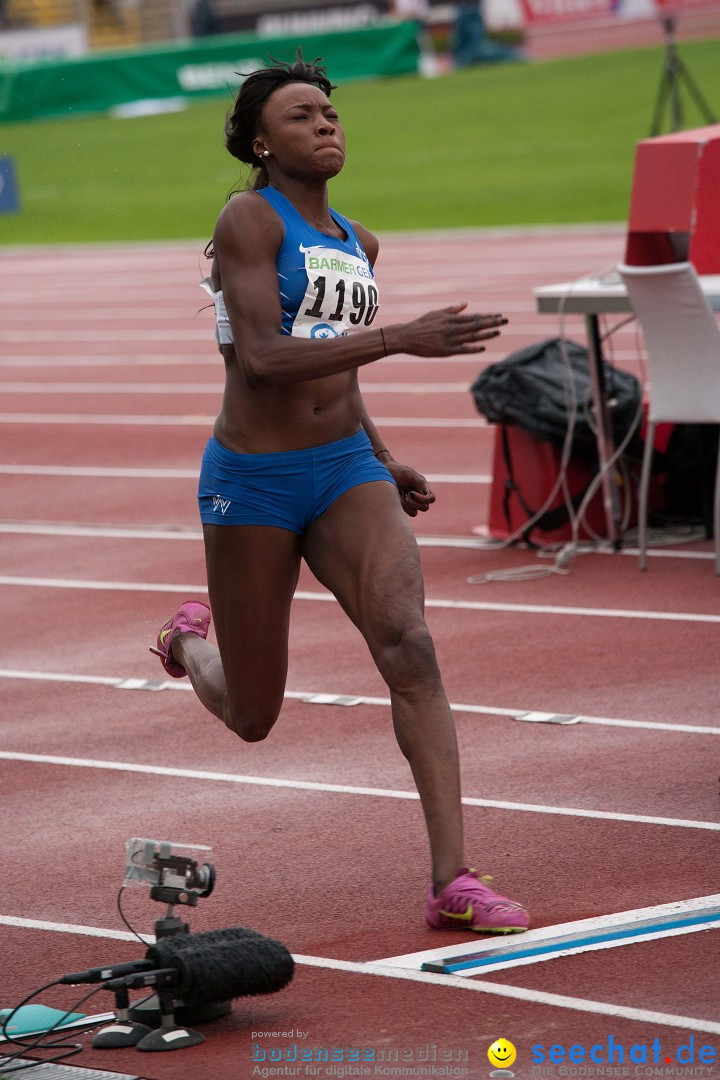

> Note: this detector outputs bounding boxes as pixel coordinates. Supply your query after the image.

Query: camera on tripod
[117,838,224,1038]
[124,837,216,909]
[50,837,293,1054]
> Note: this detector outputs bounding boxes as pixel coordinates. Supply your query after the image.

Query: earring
[262,150,270,158]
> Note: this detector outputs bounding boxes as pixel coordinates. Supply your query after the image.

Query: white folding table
[533,272,720,546]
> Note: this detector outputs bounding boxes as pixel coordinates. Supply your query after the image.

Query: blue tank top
[257,185,379,339]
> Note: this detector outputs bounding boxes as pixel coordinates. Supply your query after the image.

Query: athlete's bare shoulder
[214,189,283,255]
[349,220,379,267]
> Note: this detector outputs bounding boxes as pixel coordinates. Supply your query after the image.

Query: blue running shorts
[198,429,396,533]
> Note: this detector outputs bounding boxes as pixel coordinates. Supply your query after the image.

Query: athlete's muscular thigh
[302,482,431,666]
[203,523,302,717]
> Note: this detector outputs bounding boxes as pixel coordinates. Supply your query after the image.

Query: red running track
[1,227,719,1080]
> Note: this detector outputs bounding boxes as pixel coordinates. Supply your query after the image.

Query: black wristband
[380,328,387,356]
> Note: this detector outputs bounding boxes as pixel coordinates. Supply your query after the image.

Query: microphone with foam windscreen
[105,926,294,1007]
[59,927,228,986]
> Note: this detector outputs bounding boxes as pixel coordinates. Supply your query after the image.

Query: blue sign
[0,157,20,214]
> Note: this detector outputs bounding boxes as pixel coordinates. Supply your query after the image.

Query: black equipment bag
[470,337,642,461]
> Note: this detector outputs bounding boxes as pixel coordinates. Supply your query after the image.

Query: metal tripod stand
[650,15,717,135]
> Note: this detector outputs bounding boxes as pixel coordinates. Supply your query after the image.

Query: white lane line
[0,382,471,394]
[1,749,718,831]
[0,465,490,484]
[0,330,210,342]
[0,574,209,593]
[291,955,720,1035]
[0,523,205,539]
[0,355,219,366]
[1,574,719,624]
[1,309,197,322]
[0,354,493,367]
[411,923,720,978]
[0,465,200,479]
[429,918,720,976]
[0,325,545,341]
[0,414,487,428]
[608,548,715,562]
[3,667,719,737]
[0,521,711,560]
[0,915,148,941]
[370,895,720,976]
[0,914,717,1034]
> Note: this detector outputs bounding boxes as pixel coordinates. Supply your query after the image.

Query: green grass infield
[1,37,718,244]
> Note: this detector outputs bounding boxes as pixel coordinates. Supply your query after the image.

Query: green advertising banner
[0,22,419,124]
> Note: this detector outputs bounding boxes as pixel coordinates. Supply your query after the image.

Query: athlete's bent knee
[376,622,441,693]
[223,701,281,743]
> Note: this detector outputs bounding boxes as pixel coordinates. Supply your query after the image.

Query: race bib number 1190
[291,245,379,339]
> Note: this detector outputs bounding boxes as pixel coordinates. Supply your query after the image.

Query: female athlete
[151,54,528,934]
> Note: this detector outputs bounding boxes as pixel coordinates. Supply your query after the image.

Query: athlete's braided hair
[225,51,336,189]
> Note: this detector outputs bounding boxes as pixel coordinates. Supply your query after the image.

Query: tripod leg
[651,72,672,136]
[675,57,718,124]
[670,67,683,132]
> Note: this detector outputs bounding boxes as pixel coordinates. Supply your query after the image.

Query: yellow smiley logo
[488,1039,517,1069]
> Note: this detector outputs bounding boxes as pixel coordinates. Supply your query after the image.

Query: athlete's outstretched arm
[213,193,505,387]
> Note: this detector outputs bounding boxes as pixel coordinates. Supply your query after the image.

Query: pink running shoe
[149,601,211,678]
[426,868,528,934]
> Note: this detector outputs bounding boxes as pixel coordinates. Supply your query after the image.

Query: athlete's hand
[391,303,507,358]
[384,460,436,516]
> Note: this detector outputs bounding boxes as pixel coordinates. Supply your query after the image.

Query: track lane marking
[2,666,719,736]
[0,521,713,560]
[426,917,720,976]
[0,414,488,428]
[0,354,498,367]
[0,323,572,339]
[0,355,219,366]
[0,330,210,342]
[0,915,717,1035]
[0,382,471,394]
[1,574,719,623]
[2,666,720,736]
[370,895,720,975]
[1,309,199,322]
[0,466,490,484]
[1,748,718,831]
